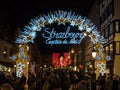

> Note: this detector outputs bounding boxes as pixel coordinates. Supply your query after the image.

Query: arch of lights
[11,10,110,77]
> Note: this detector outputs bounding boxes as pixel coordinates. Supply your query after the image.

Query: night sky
[0,0,95,54]
[0,0,95,27]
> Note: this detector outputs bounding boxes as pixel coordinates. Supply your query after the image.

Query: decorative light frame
[11,10,111,77]
[15,10,110,61]
[15,10,106,45]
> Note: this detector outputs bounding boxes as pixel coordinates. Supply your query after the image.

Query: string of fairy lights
[15,10,105,45]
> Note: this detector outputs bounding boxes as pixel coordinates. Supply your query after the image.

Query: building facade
[0,39,15,71]
[0,24,16,69]
[99,0,120,75]
[80,0,100,74]
[81,0,120,76]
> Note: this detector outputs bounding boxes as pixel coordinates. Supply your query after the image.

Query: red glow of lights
[79,64,84,69]
[52,53,71,68]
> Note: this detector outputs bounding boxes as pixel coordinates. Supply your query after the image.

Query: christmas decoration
[12,10,111,79]
[15,10,105,45]
[11,44,30,78]
[97,62,106,76]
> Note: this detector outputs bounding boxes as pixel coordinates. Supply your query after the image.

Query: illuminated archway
[11,10,110,77]
[16,10,105,45]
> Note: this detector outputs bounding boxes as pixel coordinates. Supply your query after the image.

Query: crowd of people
[0,68,120,90]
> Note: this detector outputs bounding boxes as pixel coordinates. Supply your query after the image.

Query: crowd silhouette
[0,68,120,90]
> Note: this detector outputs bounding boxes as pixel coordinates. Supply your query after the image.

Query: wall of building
[114,33,120,76]
[114,0,120,19]
[81,0,100,73]
[88,0,100,28]
[114,55,120,76]
[113,0,120,75]
[99,0,120,75]
[0,39,14,67]
[114,33,120,41]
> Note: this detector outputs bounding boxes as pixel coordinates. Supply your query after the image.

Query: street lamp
[91,48,97,74]
[92,48,97,58]
[71,49,74,54]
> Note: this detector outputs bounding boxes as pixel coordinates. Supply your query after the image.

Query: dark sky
[0,0,95,28]
[0,0,95,54]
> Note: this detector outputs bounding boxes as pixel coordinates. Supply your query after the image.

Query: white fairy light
[16,62,25,78]
[15,10,105,45]
[97,62,106,76]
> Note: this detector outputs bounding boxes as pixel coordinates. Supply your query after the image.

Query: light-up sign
[15,10,106,45]
[42,26,84,45]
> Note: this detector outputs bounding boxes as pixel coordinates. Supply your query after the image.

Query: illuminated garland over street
[15,10,106,45]
[15,10,110,61]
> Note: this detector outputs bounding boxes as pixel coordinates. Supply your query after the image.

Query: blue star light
[78,26,83,31]
[11,55,17,60]
[70,21,76,27]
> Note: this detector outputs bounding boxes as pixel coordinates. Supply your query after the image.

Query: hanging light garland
[15,10,106,45]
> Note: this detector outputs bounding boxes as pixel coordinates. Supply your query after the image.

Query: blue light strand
[15,10,106,45]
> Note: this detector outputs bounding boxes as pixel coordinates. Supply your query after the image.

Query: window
[105,27,108,37]
[108,3,113,15]
[110,23,113,34]
[100,3,103,10]
[104,43,114,60]
[106,46,109,54]
[102,31,105,37]
[116,42,120,54]
[100,15,104,24]
[104,29,106,38]
[102,1,105,8]
[110,44,113,59]
[115,21,119,32]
